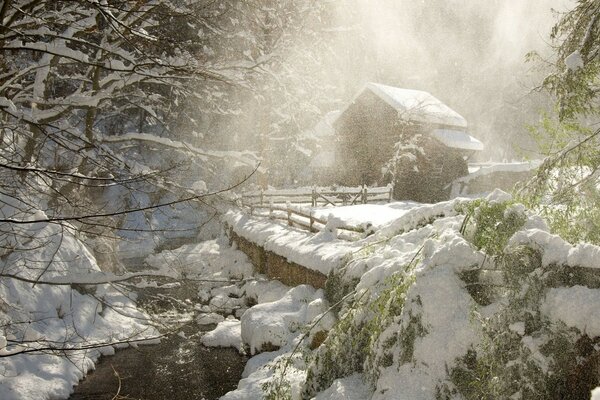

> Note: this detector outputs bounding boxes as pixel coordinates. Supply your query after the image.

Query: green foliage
[459,199,527,257]
[538,1,600,120]
[262,357,293,400]
[442,242,600,399]
[302,270,416,398]
[447,318,583,400]
[263,380,292,400]
[363,276,421,385]
[325,267,359,311]
[301,303,370,398]
[523,1,600,244]
[519,116,600,244]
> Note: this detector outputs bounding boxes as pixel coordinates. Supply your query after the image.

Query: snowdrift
[215,190,600,400]
[0,203,158,399]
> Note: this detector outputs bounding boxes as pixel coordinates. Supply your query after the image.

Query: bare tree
[0,0,259,373]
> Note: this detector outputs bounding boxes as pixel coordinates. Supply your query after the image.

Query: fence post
[388,183,393,203]
[310,211,314,232]
[312,187,317,207]
[269,201,273,219]
[250,205,254,216]
[362,185,367,204]
[287,202,292,226]
[342,188,347,206]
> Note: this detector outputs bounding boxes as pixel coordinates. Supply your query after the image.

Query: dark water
[70,247,247,400]
[69,326,246,400]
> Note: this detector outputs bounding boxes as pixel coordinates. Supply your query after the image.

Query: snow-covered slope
[0,217,158,400]
[216,191,600,400]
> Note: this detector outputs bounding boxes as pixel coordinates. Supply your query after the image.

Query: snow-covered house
[332,82,483,202]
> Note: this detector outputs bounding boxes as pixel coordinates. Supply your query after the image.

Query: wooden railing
[249,202,372,240]
[237,186,389,239]
[240,185,393,208]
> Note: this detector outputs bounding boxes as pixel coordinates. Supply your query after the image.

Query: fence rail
[238,186,389,239]
[240,185,393,208]
[248,202,371,240]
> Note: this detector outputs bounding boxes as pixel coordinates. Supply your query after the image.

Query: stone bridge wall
[228,228,327,289]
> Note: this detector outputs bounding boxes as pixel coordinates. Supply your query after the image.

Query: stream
[69,243,248,400]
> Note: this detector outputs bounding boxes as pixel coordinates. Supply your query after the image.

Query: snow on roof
[464,160,542,177]
[431,128,483,151]
[366,82,468,128]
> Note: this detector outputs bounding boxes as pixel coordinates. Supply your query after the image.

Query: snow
[509,321,526,336]
[567,242,600,269]
[541,286,600,338]
[508,228,600,269]
[510,229,567,265]
[374,198,466,238]
[592,387,600,400]
[463,160,541,178]
[431,128,484,151]
[240,285,334,355]
[101,132,258,167]
[197,312,225,325]
[565,50,584,71]
[222,190,600,400]
[0,221,157,400]
[201,317,244,352]
[2,234,257,399]
[312,202,417,229]
[311,374,372,400]
[146,238,254,280]
[243,279,291,304]
[371,236,482,400]
[225,211,360,275]
[222,348,308,400]
[365,82,468,128]
[225,197,486,399]
[469,160,542,174]
[8,187,600,400]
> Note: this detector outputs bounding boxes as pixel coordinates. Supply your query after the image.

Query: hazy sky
[331,0,570,159]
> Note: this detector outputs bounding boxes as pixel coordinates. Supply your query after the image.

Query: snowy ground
[0,205,249,400]
[0,221,159,400]
[5,194,600,399]
[210,192,600,400]
[312,201,419,228]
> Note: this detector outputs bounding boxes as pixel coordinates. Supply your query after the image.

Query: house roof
[331,82,483,151]
[432,128,484,151]
[365,82,468,128]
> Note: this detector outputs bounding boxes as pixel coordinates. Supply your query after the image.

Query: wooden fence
[240,185,393,208]
[237,186,388,239]
[250,202,372,240]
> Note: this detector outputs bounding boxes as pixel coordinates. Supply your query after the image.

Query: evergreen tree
[521,0,600,244]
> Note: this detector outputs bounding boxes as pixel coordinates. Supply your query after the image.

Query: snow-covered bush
[225,192,600,400]
[303,270,416,398]
[459,198,527,257]
[441,201,600,399]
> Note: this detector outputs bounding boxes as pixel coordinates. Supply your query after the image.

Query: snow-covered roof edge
[432,129,484,151]
[329,82,483,151]
[331,82,470,129]
[366,82,468,128]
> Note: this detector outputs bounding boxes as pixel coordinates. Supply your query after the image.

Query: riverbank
[70,279,248,400]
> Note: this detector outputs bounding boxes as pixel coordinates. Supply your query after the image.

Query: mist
[322,0,568,160]
[222,0,564,168]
